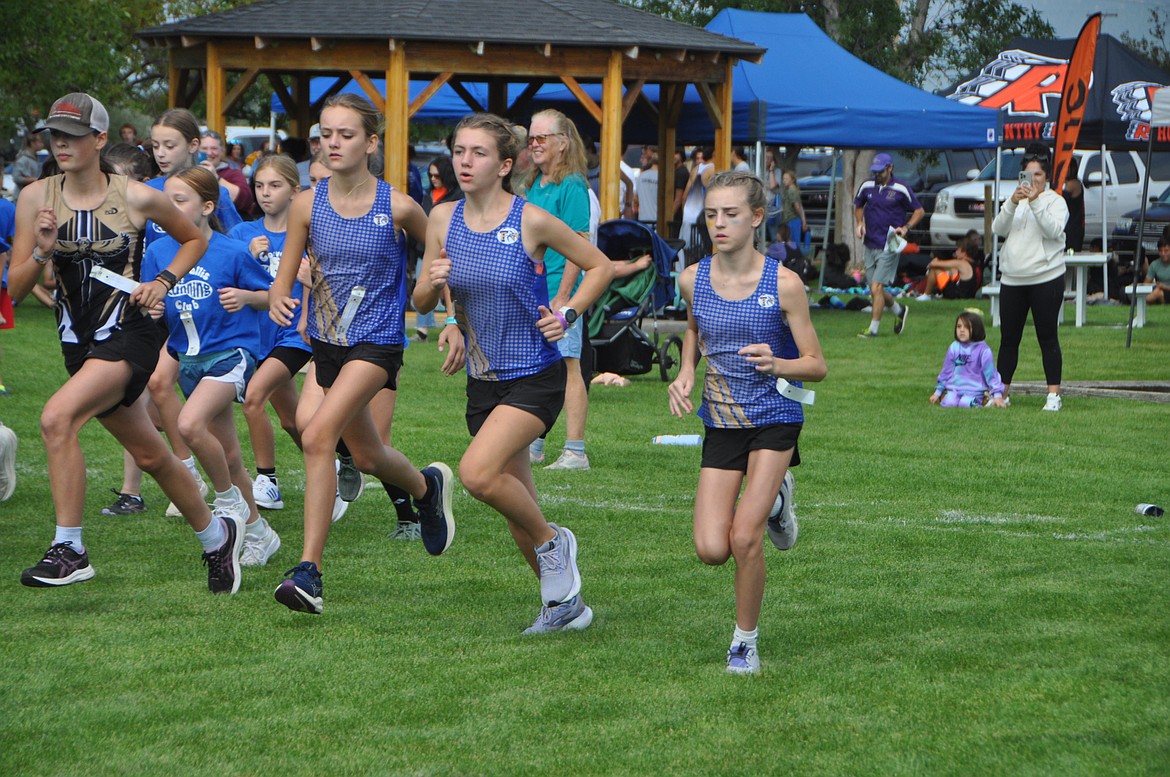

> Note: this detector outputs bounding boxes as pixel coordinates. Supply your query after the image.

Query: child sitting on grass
[930,311,1006,408]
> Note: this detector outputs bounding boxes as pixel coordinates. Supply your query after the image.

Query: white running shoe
[1042,393,1062,412]
[389,520,421,541]
[544,450,590,471]
[252,474,284,510]
[331,491,349,523]
[167,468,209,518]
[726,642,761,674]
[241,519,281,567]
[766,470,798,551]
[536,524,581,605]
[214,486,252,525]
[0,422,17,502]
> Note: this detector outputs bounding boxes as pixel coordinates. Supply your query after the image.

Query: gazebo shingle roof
[139,0,763,57]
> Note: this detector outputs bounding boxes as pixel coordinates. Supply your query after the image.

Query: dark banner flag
[1052,13,1101,193]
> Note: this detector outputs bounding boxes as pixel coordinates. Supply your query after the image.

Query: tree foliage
[1121,9,1170,74]
[624,0,1053,87]
[0,0,257,141]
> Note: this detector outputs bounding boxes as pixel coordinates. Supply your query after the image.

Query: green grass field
[1,299,1167,776]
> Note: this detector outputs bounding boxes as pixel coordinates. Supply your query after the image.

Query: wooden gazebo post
[386,41,408,190]
[600,51,624,221]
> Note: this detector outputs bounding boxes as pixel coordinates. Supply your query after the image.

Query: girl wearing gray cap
[8,93,248,595]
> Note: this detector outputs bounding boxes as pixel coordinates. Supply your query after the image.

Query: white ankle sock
[55,525,84,553]
[245,517,267,539]
[195,516,226,552]
[732,625,758,648]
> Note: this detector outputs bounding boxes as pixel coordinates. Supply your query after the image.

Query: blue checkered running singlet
[693,255,804,428]
[445,196,561,381]
[307,178,406,346]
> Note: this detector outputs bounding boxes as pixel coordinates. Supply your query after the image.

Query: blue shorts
[556,318,583,359]
[178,348,256,403]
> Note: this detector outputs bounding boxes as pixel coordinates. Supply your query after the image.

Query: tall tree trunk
[901,0,933,79]
[822,0,841,40]
[835,149,873,273]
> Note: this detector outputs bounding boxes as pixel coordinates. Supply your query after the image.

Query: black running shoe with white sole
[21,542,96,587]
[202,511,245,594]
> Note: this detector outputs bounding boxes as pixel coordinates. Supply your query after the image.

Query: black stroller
[587,220,684,382]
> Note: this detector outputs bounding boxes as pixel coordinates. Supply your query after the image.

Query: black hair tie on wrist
[155,269,178,291]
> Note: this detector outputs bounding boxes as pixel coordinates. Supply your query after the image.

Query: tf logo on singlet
[757,294,776,309]
[373,213,390,227]
[496,227,519,245]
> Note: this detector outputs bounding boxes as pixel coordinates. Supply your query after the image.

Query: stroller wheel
[658,335,683,383]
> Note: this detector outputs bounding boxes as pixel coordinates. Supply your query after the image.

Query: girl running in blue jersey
[228,155,310,522]
[269,94,460,615]
[10,92,242,595]
[415,113,613,634]
[146,108,244,515]
[143,165,279,570]
[668,171,827,674]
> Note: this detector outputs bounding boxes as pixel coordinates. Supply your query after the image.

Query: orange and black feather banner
[1052,13,1101,193]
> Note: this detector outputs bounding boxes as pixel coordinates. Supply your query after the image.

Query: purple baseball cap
[869,153,893,172]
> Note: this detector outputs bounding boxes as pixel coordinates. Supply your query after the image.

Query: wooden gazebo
[137,0,763,225]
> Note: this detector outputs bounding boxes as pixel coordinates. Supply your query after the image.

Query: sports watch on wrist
[558,306,578,325]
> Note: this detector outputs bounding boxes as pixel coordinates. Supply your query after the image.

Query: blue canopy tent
[678,10,999,148]
[271,78,492,123]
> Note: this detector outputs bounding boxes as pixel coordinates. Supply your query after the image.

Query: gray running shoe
[536,523,581,605]
[522,595,593,635]
[337,455,365,502]
[766,471,798,551]
[389,520,421,541]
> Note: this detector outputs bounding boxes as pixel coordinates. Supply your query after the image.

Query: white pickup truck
[931,149,1169,248]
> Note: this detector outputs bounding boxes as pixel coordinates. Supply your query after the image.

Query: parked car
[932,149,1170,249]
[225,126,288,158]
[1112,183,1170,267]
[798,148,990,252]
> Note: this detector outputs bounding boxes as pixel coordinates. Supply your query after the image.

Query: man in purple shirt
[854,153,924,337]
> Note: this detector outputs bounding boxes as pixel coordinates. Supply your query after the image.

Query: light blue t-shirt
[144,175,242,249]
[143,231,271,359]
[228,219,309,355]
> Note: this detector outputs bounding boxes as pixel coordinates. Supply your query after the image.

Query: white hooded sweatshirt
[992,187,1068,286]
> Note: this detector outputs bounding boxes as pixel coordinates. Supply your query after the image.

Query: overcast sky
[1024,0,1161,40]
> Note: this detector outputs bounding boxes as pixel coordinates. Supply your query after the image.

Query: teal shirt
[525,172,590,299]
[1148,258,1170,285]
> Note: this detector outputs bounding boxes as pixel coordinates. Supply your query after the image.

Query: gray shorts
[863,246,899,287]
